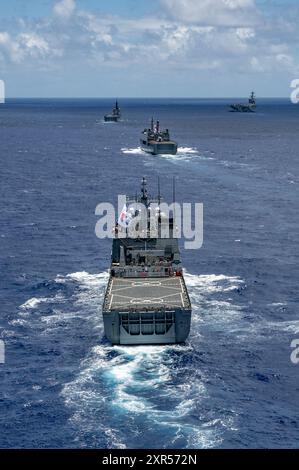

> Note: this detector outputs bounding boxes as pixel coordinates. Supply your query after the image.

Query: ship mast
[158,176,161,206]
[173,176,176,230]
[151,117,154,132]
[141,177,148,204]
[249,92,255,105]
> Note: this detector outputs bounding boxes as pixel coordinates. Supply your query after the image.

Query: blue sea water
[0,98,299,449]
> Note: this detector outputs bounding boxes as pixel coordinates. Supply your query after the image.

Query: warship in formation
[140,118,178,155]
[102,178,192,345]
[230,92,256,113]
[104,100,121,122]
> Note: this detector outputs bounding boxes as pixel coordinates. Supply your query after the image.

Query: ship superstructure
[230,92,256,113]
[102,178,191,345]
[140,118,178,155]
[104,100,121,122]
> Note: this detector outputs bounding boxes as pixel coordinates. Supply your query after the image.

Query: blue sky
[0,0,296,18]
[0,1,158,19]
[0,0,298,97]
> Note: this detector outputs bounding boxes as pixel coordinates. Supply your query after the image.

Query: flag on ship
[118,204,133,228]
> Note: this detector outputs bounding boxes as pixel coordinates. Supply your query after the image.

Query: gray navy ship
[230,92,256,113]
[102,178,192,345]
[104,100,121,122]
[140,118,178,155]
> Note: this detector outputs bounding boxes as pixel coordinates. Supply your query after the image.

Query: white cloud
[236,27,255,41]
[276,53,294,69]
[0,0,298,80]
[78,11,113,46]
[162,26,191,54]
[161,0,258,26]
[0,32,23,63]
[19,33,50,57]
[53,0,76,19]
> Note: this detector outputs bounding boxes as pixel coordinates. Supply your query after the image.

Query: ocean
[0,98,298,448]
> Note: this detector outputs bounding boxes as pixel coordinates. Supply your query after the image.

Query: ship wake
[15,269,287,449]
[121,147,146,155]
[121,146,201,159]
[58,271,246,448]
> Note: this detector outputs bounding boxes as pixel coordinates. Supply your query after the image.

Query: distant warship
[230,92,256,113]
[104,100,121,122]
[140,118,178,155]
[102,177,192,345]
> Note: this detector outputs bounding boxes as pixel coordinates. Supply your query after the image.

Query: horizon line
[3,96,291,100]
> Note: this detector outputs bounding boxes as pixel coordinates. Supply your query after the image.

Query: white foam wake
[177,147,198,154]
[18,271,108,332]
[61,340,222,449]
[20,297,50,310]
[15,269,294,448]
[184,273,244,293]
[121,146,199,158]
[121,147,146,155]
[60,271,246,449]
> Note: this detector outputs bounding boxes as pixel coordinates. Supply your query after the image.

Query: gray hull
[104,115,120,122]
[141,141,178,155]
[230,105,256,113]
[103,309,191,345]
